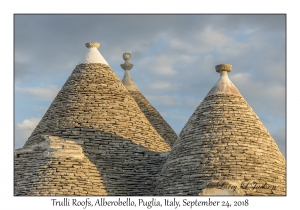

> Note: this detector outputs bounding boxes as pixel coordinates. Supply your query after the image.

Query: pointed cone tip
[207,64,240,96]
[81,42,109,65]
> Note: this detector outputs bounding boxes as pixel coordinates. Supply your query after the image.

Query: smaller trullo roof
[153,64,286,196]
[120,53,178,147]
[15,42,171,196]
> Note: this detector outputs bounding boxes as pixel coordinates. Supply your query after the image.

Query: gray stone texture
[153,93,286,195]
[14,59,285,196]
[15,63,171,196]
[128,90,178,147]
[15,135,107,196]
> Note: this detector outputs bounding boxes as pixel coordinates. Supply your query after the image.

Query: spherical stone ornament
[123,53,131,61]
[85,42,100,49]
[121,52,133,71]
[215,64,232,72]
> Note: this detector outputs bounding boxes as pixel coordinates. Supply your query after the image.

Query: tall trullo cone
[14,42,171,196]
[153,64,286,196]
[120,53,178,147]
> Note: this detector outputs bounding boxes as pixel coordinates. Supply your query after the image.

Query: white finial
[206,64,241,96]
[82,42,109,65]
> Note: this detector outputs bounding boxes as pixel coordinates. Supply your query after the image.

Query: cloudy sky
[14,14,286,157]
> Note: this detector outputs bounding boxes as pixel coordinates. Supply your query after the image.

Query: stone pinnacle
[121,53,133,71]
[206,63,240,96]
[215,64,232,73]
[85,42,100,49]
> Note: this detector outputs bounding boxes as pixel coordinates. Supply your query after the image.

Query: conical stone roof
[120,53,178,147]
[153,64,286,196]
[15,42,171,196]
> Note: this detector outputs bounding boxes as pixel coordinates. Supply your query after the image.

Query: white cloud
[198,27,232,46]
[170,27,233,55]
[147,95,179,107]
[230,72,285,118]
[170,39,200,54]
[140,55,178,76]
[147,82,171,90]
[244,27,260,35]
[216,41,251,61]
[230,72,253,84]
[15,85,60,101]
[15,118,41,149]
[154,65,177,75]
[15,50,31,63]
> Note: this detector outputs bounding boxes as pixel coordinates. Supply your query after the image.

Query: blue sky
[14,15,286,158]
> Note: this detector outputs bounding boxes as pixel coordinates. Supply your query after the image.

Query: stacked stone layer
[15,59,285,196]
[24,63,170,152]
[154,94,286,196]
[128,90,178,147]
[15,135,107,196]
[15,63,171,196]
